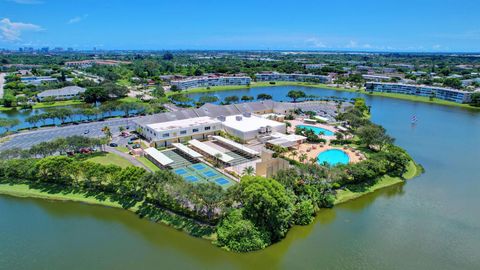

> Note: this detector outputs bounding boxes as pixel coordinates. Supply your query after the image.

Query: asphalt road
[0,118,138,151]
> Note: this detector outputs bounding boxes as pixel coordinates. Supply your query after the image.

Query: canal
[1,86,479,270]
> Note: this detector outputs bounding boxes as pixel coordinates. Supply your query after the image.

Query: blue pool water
[297,125,335,136]
[317,149,350,165]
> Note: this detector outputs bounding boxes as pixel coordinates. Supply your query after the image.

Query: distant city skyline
[1,0,480,52]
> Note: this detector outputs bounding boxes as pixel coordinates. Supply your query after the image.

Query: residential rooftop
[146,116,220,132]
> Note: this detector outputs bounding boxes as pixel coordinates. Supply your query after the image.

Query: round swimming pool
[317,149,350,165]
[297,125,334,136]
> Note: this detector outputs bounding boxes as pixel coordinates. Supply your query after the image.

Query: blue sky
[1,0,480,52]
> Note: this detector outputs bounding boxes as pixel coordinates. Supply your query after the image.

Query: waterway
[1,85,480,269]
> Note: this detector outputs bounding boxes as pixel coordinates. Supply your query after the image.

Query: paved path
[0,117,139,151]
[105,146,152,172]
[0,73,5,99]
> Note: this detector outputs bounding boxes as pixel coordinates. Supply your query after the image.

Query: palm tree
[102,126,112,139]
[309,157,317,165]
[291,150,298,159]
[243,166,255,176]
[299,153,308,163]
[214,153,223,167]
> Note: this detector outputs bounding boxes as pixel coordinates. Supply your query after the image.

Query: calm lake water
[1,86,480,270]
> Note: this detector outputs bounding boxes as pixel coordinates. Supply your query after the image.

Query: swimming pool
[297,125,334,136]
[317,149,350,165]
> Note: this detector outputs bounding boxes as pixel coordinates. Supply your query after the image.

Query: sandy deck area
[285,142,364,165]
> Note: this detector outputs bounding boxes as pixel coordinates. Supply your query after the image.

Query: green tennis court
[172,162,235,188]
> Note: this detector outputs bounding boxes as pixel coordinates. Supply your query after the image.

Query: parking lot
[0,118,138,151]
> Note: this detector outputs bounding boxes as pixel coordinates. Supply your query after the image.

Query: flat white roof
[172,143,203,158]
[147,116,220,132]
[222,114,284,133]
[188,139,234,163]
[212,136,260,156]
[271,132,307,142]
[144,147,174,166]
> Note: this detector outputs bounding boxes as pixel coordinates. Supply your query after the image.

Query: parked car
[109,143,118,147]
[132,144,141,149]
[84,130,89,134]
[130,136,139,140]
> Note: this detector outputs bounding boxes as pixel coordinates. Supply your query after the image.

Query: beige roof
[188,139,234,163]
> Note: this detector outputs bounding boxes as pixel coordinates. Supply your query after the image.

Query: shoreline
[0,159,422,240]
[177,82,480,110]
[0,182,216,241]
[334,160,422,205]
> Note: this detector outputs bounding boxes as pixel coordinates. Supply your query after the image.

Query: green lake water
[1,86,479,269]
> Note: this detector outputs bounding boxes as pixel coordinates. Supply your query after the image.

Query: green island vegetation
[0,98,421,252]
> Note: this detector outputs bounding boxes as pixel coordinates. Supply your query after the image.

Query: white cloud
[67,14,88,24]
[8,0,43,4]
[0,18,43,41]
[305,37,327,48]
[345,40,358,49]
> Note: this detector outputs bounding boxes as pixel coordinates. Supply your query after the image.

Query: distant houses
[37,86,86,101]
[64,60,132,68]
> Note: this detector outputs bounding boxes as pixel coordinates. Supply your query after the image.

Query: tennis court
[172,162,235,188]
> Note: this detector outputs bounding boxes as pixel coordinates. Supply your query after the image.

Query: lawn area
[137,156,160,172]
[32,100,85,109]
[87,152,132,168]
[334,160,422,205]
[117,146,130,153]
[118,96,141,103]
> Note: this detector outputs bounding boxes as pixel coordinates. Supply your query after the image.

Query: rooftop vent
[217,115,226,122]
[243,112,251,117]
[236,115,243,121]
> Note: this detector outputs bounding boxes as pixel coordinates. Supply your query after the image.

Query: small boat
[411,115,418,125]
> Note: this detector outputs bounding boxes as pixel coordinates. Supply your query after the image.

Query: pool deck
[286,143,364,165]
[288,119,338,139]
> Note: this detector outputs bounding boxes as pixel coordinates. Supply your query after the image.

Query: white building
[362,74,392,82]
[139,116,222,147]
[171,75,251,90]
[37,86,86,101]
[221,114,286,142]
[255,72,332,84]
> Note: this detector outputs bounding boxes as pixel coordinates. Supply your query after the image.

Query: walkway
[105,146,153,172]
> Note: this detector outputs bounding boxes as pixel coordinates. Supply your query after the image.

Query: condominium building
[365,82,473,103]
[170,75,251,90]
[362,74,392,82]
[255,72,332,83]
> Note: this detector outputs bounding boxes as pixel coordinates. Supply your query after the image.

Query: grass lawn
[118,96,141,103]
[334,160,422,205]
[86,152,132,168]
[117,146,130,153]
[0,183,123,208]
[137,156,160,172]
[32,100,85,109]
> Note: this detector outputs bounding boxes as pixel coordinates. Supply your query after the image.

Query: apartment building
[365,82,472,103]
[170,75,251,90]
[255,72,332,83]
